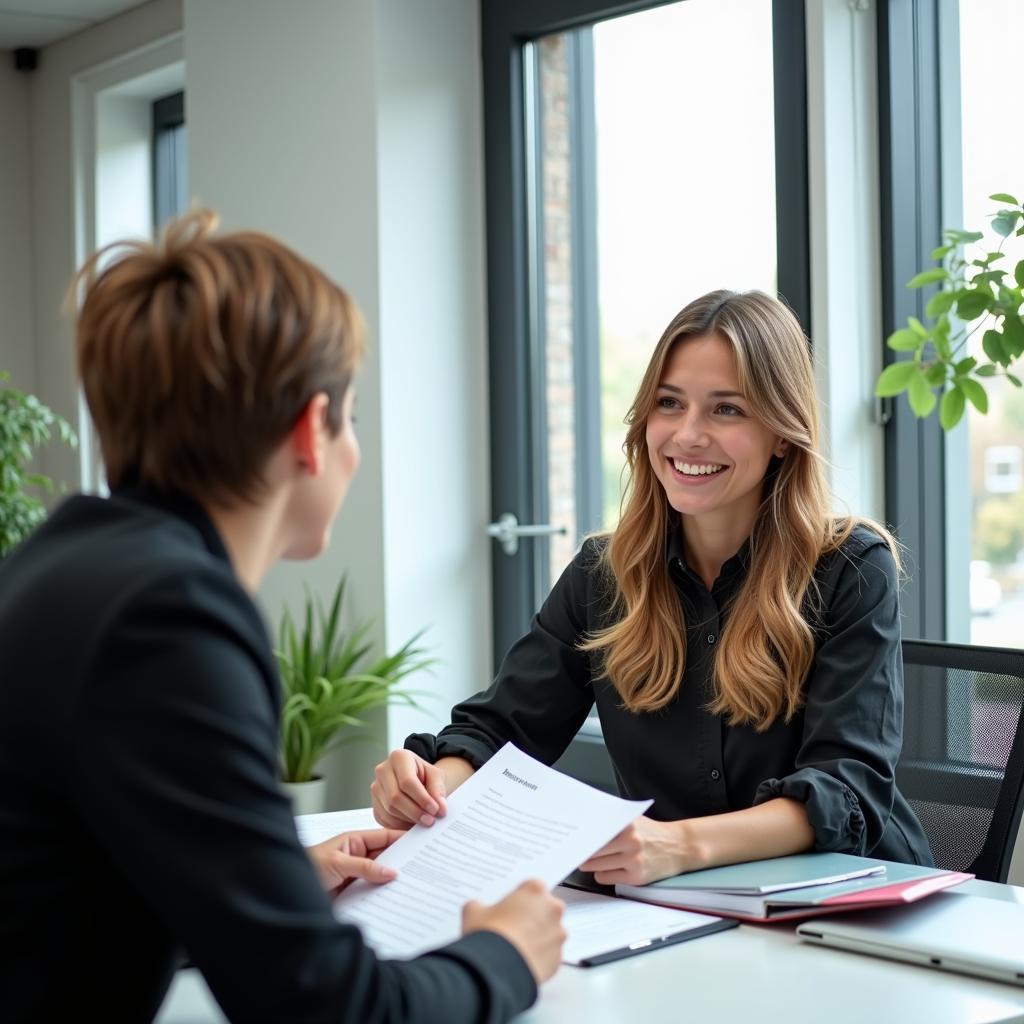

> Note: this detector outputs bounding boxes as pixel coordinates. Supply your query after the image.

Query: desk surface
[156,813,1024,1024]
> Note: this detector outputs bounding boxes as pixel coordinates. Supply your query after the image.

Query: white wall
[375,0,493,746]
[0,53,34,391]
[185,0,491,808]
[27,0,182,490]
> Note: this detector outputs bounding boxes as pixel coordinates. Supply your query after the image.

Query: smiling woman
[374,288,935,888]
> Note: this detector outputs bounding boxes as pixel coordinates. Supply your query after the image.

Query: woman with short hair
[0,210,564,1023]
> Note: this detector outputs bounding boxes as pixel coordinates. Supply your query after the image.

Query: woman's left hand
[578,816,696,886]
[307,828,405,895]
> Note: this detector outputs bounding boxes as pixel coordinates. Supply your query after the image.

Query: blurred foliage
[877,192,1024,429]
[0,372,77,558]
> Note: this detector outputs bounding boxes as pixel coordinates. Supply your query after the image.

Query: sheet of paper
[331,743,651,959]
[555,885,721,965]
[295,808,376,846]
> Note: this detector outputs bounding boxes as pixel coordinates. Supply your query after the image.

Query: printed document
[331,743,651,958]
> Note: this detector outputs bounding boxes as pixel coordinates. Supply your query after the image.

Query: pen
[577,917,738,967]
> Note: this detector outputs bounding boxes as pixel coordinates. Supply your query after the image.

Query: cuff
[754,769,867,854]
[428,929,538,1021]
[404,732,496,771]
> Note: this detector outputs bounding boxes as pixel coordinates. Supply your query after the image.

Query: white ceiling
[0,1,147,50]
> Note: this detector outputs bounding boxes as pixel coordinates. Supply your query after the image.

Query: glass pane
[532,0,779,596]
[593,0,778,532]
[958,0,1024,649]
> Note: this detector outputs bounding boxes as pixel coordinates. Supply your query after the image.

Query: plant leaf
[959,377,988,414]
[887,328,923,352]
[907,373,936,418]
[982,330,1008,365]
[946,229,984,244]
[926,291,955,317]
[1003,316,1024,358]
[907,268,949,289]
[992,212,1018,237]
[956,289,992,321]
[976,363,998,377]
[939,386,965,430]
[990,192,1019,206]
[876,361,917,397]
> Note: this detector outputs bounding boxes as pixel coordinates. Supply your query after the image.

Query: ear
[289,393,331,477]
[773,438,790,458]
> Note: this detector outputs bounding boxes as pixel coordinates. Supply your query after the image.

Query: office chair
[898,638,1024,882]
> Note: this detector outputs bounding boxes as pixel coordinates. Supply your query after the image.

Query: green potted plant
[0,371,77,558]
[876,191,1024,428]
[276,576,433,814]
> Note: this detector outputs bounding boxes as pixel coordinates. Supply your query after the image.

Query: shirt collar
[112,478,232,567]
[664,517,752,588]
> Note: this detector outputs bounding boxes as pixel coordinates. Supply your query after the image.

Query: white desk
[156,813,1024,1024]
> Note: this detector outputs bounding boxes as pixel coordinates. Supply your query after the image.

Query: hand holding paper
[306,828,403,895]
[463,879,567,983]
[333,743,652,959]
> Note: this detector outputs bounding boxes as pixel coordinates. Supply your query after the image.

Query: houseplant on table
[876,191,1024,429]
[0,371,77,559]
[276,576,432,814]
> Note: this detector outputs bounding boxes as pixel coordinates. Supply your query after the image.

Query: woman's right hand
[462,880,566,985]
[371,750,473,829]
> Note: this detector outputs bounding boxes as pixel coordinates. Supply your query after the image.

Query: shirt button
[710,769,721,781]
[707,634,716,645]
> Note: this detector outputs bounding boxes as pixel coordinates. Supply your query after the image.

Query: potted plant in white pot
[276,576,432,815]
[0,370,77,558]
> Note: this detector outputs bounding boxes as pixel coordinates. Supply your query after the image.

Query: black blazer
[0,486,534,1023]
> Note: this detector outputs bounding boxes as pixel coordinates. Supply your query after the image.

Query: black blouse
[408,525,933,866]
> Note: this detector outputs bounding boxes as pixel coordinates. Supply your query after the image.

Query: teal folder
[615,853,972,922]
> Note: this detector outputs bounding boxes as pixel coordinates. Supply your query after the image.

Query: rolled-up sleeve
[753,539,903,855]
[406,541,602,769]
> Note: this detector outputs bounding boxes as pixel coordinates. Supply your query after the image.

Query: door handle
[486,512,567,556]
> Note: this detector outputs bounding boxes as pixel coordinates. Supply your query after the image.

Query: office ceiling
[0,1,147,50]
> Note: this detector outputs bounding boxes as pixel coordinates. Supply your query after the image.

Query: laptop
[796,891,1024,987]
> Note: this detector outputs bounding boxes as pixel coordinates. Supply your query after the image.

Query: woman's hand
[578,816,700,886]
[371,750,474,829]
[307,828,405,896]
[580,800,815,885]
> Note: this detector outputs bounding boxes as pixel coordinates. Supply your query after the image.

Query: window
[955,0,1024,645]
[152,90,187,229]
[880,0,1024,647]
[482,0,808,660]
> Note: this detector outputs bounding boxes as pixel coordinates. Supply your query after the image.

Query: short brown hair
[72,209,364,503]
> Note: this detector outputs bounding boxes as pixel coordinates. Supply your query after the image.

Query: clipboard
[556,882,738,968]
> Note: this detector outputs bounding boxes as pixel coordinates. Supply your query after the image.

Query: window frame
[877,0,951,643]
[481,0,810,665]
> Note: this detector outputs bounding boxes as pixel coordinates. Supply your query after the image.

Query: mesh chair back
[898,639,1024,881]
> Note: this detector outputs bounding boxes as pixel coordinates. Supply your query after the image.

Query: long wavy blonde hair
[581,289,898,730]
